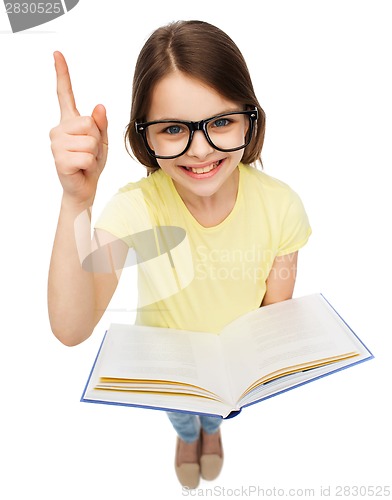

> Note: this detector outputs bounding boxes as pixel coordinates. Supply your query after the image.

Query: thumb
[92,104,109,146]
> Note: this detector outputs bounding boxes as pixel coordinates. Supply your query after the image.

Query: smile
[180,159,224,177]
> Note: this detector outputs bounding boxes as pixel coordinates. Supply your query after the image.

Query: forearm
[48,196,97,346]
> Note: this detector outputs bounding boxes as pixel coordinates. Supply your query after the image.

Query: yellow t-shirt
[95,163,311,332]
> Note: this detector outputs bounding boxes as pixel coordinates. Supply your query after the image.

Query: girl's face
[147,71,246,203]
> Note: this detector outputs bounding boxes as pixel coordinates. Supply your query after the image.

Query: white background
[1,0,391,498]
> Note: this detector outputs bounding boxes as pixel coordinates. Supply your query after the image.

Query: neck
[173,167,240,227]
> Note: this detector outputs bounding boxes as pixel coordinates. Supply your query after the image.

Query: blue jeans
[167,411,222,443]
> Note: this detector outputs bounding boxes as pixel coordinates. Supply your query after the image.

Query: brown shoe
[200,429,224,481]
[174,437,200,489]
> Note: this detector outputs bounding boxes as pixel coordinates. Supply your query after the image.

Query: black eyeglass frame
[135,108,258,160]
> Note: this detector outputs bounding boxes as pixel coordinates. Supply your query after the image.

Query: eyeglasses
[135,108,258,159]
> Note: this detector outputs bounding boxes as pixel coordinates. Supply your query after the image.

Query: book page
[221,294,366,402]
[90,324,233,404]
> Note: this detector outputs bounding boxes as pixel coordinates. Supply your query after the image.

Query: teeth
[186,161,219,174]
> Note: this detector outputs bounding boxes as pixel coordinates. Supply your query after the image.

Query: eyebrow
[148,108,244,123]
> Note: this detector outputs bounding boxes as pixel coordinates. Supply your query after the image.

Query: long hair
[125,20,266,174]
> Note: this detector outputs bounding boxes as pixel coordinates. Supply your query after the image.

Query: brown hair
[125,20,266,174]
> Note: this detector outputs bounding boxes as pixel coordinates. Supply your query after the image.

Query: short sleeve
[276,190,312,256]
[94,186,155,241]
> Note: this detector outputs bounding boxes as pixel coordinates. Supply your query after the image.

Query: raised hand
[49,51,109,206]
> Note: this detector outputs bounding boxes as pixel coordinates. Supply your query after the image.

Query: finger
[63,135,100,157]
[54,51,80,121]
[92,104,109,160]
[59,115,102,141]
[59,151,97,174]
[92,104,109,145]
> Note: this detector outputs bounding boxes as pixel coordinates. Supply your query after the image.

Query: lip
[179,158,225,179]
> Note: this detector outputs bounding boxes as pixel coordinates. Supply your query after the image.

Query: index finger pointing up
[54,51,80,121]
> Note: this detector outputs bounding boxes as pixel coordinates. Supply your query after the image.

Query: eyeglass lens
[145,113,251,158]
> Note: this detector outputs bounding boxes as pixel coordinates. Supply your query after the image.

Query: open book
[81,294,373,418]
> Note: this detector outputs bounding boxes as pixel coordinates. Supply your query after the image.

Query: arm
[47,51,126,346]
[48,203,127,346]
[261,251,298,306]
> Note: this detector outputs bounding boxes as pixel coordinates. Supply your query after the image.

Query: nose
[186,130,215,159]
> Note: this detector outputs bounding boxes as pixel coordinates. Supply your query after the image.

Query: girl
[48,20,311,489]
